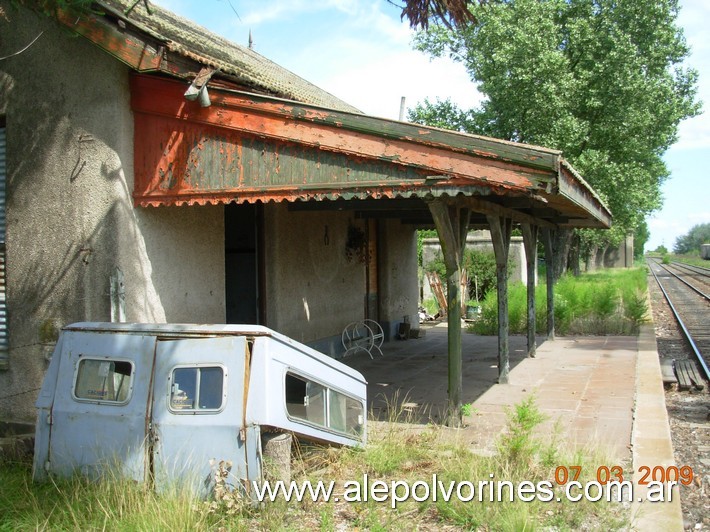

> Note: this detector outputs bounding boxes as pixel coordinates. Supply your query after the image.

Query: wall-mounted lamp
[184,67,218,108]
[185,83,212,108]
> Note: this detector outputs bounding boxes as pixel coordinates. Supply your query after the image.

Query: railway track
[647,258,710,386]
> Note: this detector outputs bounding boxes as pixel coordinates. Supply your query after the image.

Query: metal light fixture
[184,84,211,107]
[184,67,217,108]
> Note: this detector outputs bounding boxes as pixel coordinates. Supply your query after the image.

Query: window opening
[170,366,225,412]
[285,372,364,437]
[74,358,133,403]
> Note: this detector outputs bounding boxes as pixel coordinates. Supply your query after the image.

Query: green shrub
[423,249,502,302]
[497,395,547,466]
[468,268,648,336]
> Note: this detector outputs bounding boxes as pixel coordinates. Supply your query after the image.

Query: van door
[46,331,156,480]
[150,336,250,496]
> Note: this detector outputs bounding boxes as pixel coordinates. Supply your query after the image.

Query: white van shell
[33,323,367,496]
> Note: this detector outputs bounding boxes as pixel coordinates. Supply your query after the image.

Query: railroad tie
[674,359,706,391]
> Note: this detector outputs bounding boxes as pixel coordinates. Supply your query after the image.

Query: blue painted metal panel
[45,331,156,480]
[151,336,250,496]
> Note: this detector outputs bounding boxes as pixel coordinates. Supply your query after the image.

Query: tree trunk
[548,228,574,282]
[569,233,581,277]
[262,432,293,484]
[585,244,598,272]
[595,244,608,269]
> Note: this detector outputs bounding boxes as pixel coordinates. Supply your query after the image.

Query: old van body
[33,323,367,495]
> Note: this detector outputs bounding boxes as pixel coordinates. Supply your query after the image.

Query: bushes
[424,248,501,302]
[469,268,648,335]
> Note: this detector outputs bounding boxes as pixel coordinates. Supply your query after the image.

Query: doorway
[225,203,262,324]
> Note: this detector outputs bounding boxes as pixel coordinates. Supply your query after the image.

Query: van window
[170,366,225,412]
[285,373,364,437]
[74,359,133,403]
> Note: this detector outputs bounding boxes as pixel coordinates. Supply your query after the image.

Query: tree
[633,219,650,261]
[387,0,478,30]
[673,223,710,255]
[410,0,700,278]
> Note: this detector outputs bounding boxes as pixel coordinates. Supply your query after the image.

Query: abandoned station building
[0,0,610,422]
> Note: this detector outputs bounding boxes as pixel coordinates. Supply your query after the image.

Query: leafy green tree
[673,223,710,254]
[410,0,700,278]
[633,219,650,260]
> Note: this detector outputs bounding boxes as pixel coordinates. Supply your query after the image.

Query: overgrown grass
[671,254,710,268]
[0,396,631,530]
[469,267,649,335]
[420,297,440,317]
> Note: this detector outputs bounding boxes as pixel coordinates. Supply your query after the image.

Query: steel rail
[671,260,710,277]
[648,260,710,382]
[651,259,710,301]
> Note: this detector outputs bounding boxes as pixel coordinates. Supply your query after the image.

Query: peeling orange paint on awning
[130,74,611,228]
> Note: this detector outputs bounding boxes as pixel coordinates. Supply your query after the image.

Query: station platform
[345,322,682,531]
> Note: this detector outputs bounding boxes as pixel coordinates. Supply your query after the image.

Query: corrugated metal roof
[94,0,360,113]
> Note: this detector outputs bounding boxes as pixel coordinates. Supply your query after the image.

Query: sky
[154,0,708,253]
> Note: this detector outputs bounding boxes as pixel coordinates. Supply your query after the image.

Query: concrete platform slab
[343,320,682,531]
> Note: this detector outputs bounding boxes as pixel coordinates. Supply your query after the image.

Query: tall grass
[0,461,228,530]
[1,396,631,530]
[470,267,648,335]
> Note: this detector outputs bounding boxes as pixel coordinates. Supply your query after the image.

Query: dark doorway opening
[225,203,261,324]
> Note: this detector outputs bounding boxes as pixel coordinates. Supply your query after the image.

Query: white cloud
[673,115,710,150]
[688,212,710,223]
[647,209,710,251]
[672,0,710,150]
[319,51,483,119]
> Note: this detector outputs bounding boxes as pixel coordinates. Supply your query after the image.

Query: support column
[521,224,538,358]
[487,215,512,384]
[541,228,555,340]
[428,199,470,427]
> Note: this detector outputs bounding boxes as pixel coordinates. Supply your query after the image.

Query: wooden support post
[428,199,470,427]
[541,228,555,340]
[487,215,512,384]
[521,224,539,358]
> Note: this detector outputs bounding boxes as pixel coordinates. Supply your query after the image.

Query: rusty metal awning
[131,75,611,229]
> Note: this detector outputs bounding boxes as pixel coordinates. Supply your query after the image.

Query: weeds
[469,267,648,336]
[0,396,631,530]
[497,395,547,466]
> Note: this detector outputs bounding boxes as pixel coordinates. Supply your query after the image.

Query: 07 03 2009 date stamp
[553,464,694,486]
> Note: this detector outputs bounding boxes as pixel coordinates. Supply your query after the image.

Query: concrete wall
[600,235,634,268]
[264,205,367,355]
[378,220,419,339]
[421,230,530,302]
[0,5,225,421]
[263,208,419,355]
